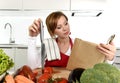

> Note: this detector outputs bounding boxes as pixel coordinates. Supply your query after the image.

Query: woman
[27,11,116,69]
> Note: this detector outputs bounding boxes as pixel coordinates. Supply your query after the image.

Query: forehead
[57,16,67,25]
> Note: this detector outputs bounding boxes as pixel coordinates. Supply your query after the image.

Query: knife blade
[40,21,46,73]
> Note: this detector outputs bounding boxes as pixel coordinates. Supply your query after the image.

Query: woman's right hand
[28,18,42,37]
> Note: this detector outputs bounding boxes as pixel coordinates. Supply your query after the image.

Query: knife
[40,21,46,73]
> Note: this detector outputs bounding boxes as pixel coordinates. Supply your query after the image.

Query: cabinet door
[0,47,15,71]
[113,49,120,69]
[15,47,27,70]
[23,0,70,10]
[71,0,106,10]
[0,0,22,10]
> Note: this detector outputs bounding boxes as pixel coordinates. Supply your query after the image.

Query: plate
[0,73,6,81]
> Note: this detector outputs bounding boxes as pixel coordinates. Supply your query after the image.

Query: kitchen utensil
[107,34,115,44]
[40,21,46,73]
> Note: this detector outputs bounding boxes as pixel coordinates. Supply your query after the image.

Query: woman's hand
[96,42,116,61]
[28,18,42,37]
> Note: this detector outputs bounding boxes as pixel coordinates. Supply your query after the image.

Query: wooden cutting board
[33,67,71,79]
[52,67,71,79]
[66,38,105,70]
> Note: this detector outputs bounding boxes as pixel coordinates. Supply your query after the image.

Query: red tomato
[37,73,52,83]
[54,78,68,83]
[44,67,53,74]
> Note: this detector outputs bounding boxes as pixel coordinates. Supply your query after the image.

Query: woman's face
[54,16,70,39]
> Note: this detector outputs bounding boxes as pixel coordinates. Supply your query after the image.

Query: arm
[27,37,41,69]
[27,18,42,69]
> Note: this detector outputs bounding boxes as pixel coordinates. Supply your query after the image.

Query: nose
[62,26,67,31]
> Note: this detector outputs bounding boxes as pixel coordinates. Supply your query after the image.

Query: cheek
[67,27,70,32]
[67,25,70,30]
[54,30,60,35]
[54,30,63,36]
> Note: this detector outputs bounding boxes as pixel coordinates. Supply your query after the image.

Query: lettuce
[0,49,14,75]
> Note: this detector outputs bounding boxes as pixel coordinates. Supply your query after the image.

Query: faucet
[4,23,15,44]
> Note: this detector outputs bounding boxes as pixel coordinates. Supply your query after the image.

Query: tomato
[54,78,68,83]
[37,73,52,83]
[44,67,53,74]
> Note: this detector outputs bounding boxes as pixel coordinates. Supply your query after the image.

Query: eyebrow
[57,20,67,26]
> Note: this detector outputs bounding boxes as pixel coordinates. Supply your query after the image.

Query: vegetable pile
[0,49,14,75]
[3,65,68,83]
[80,63,120,83]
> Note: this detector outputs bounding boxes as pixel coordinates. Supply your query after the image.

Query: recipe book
[66,38,105,70]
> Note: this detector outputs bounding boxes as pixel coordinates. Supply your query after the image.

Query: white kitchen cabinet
[15,47,27,71]
[113,49,120,69]
[0,47,15,71]
[23,0,70,10]
[0,45,28,72]
[0,0,22,10]
[71,0,106,10]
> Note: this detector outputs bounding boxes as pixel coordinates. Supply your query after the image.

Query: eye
[56,26,61,29]
[65,22,68,25]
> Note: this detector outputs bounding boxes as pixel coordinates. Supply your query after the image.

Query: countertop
[0,44,28,48]
[0,44,119,49]
[0,44,40,48]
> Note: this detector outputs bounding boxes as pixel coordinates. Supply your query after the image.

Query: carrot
[14,75,35,83]
[5,74,15,83]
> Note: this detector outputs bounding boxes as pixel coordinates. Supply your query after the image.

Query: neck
[57,37,69,44]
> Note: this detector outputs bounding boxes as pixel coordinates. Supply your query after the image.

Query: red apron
[45,37,73,67]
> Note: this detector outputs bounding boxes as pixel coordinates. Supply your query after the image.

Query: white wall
[0,11,50,45]
[0,0,120,47]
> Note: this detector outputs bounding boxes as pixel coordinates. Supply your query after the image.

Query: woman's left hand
[96,42,116,61]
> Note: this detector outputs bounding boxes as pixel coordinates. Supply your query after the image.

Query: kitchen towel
[66,38,105,70]
[44,38,61,61]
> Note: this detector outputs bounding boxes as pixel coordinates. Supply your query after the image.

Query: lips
[64,32,69,35]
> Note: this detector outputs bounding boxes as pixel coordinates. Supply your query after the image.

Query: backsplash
[0,11,120,47]
[0,16,32,45]
[0,11,50,45]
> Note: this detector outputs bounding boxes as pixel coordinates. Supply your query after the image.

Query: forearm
[27,37,41,69]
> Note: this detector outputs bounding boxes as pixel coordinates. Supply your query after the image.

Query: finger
[96,44,115,55]
[34,19,40,28]
[38,18,42,23]
[31,19,41,32]
[99,43,110,51]
[97,45,109,54]
[109,41,115,46]
[29,24,37,33]
[97,47,114,60]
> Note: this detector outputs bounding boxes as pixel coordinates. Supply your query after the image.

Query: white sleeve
[105,57,115,65]
[27,37,41,69]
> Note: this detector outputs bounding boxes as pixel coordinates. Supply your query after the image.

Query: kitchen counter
[0,44,28,71]
[0,43,40,71]
[0,44,41,48]
[0,44,28,48]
